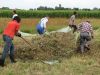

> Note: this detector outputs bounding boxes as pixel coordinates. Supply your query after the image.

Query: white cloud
[0,0,100,9]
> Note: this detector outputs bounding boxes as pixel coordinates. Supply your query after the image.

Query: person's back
[40,17,48,28]
[3,20,20,39]
[78,21,93,33]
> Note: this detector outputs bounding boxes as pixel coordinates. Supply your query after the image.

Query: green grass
[47,25,66,31]
[93,25,100,30]
[0,55,100,75]
[0,29,3,34]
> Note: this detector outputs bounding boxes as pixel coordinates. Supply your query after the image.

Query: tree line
[0,4,100,11]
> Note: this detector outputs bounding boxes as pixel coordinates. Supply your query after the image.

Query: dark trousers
[80,32,91,53]
[1,35,15,64]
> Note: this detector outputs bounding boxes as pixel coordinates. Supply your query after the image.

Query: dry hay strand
[15,32,76,61]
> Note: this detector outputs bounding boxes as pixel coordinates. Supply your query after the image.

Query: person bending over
[36,16,49,35]
[0,16,21,67]
[78,21,94,53]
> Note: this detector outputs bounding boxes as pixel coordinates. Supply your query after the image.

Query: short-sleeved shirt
[3,20,20,39]
[69,15,75,25]
[40,17,48,28]
[78,22,93,33]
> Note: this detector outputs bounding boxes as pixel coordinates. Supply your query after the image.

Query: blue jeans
[1,35,15,63]
[36,23,44,35]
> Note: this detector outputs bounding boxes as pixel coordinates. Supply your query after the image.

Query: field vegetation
[0,10,100,18]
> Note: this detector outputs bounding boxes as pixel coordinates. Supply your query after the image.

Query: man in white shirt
[36,17,49,35]
[69,11,77,33]
[12,10,18,19]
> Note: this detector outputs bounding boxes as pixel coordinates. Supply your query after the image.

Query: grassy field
[0,18,100,75]
[0,18,100,34]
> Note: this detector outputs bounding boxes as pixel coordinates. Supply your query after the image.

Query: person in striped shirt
[78,21,94,53]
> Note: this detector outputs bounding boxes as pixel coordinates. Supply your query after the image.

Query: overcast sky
[0,0,100,9]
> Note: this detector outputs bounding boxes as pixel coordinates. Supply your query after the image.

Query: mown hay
[15,32,76,61]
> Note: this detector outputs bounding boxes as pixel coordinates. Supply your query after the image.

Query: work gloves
[16,33,21,37]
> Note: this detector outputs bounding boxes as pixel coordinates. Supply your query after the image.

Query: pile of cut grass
[15,29,100,62]
[15,32,76,61]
